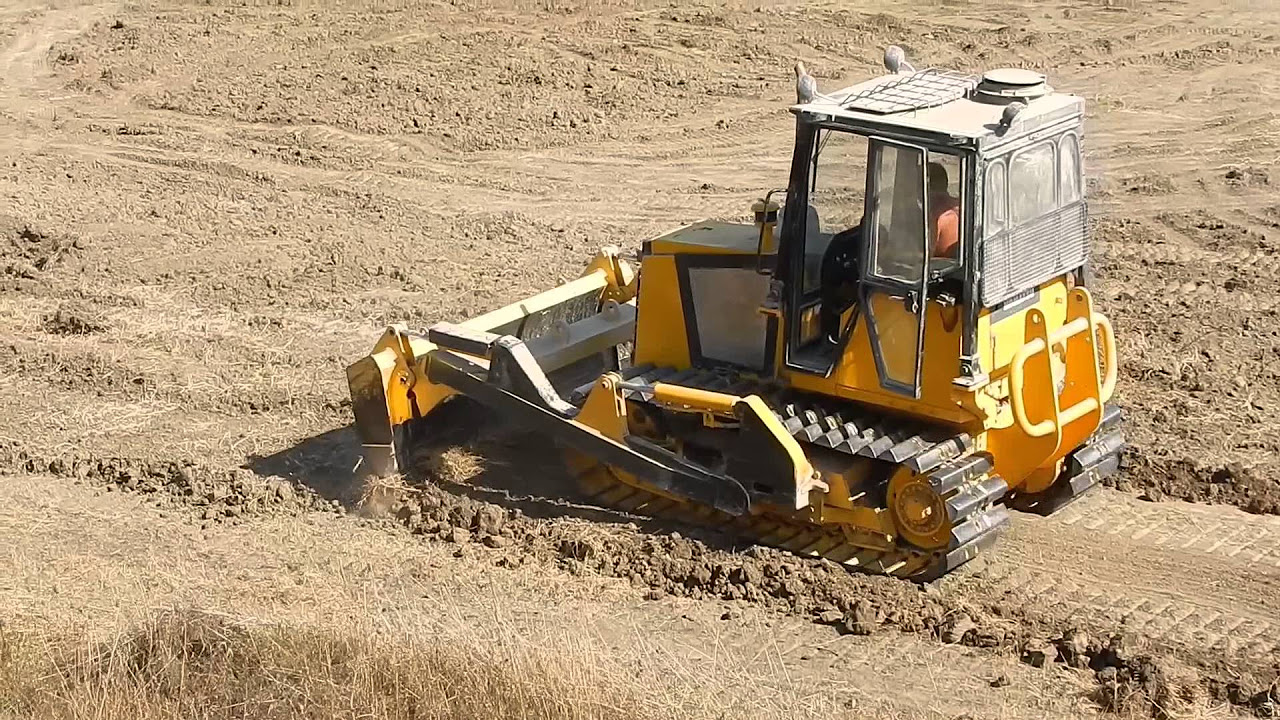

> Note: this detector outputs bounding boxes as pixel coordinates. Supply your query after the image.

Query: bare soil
[3,0,1280,717]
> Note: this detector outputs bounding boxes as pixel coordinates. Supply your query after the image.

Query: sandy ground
[2,0,1279,716]
[1,475,1099,719]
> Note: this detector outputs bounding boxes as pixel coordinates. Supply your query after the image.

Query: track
[567,364,1021,580]
[561,399,1280,693]
[554,361,1279,683]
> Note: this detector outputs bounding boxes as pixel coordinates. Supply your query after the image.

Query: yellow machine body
[633,223,1116,499]
[345,59,1123,579]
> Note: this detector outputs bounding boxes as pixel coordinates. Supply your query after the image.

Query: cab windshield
[803,129,868,294]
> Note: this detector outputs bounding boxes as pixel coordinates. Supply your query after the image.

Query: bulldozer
[346,48,1123,580]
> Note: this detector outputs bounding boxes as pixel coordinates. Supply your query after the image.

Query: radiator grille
[981,202,1088,306]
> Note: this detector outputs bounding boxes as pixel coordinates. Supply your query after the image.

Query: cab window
[984,160,1007,235]
[926,153,963,277]
[805,130,868,293]
[1059,134,1082,204]
[1009,141,1057,224]
[866,143,963,284]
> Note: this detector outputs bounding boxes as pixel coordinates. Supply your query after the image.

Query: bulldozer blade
[345,247,641,480]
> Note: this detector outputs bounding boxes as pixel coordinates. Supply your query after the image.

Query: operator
[928,162,960,259]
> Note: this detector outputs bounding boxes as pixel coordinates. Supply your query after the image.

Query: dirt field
[3,0,1280,717]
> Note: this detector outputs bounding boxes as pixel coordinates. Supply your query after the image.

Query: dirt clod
[558,538,596,562]
[972,624,1005,648]
[473,505,506,536]
[1022,639,1058,669]
[0,442,323,523]
[817,609,843,625]
[730,564,761,586]
[1,217,82,283]
[1115,454,1280,517]
[1225,166,1270,187]
[842,599,878,636]
[941,613,976,644]
[42,303,105,335]
[1059,628,1093,669]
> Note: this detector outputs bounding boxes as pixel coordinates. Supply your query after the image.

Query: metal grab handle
[1009,316,1092,439]
[1095,314,1118,403]
[1009,336,1054,438]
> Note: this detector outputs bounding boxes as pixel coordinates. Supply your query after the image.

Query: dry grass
[357,470,413,516]
[427,447,486,484]
[0,610,691,720]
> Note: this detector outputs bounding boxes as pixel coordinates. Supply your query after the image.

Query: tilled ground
[8,426,1278,718]
[2,0,1280,717]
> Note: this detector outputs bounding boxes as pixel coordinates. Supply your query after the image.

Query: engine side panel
[979,276,1072,374]
[633,221,774,373]
[633,254,693,370]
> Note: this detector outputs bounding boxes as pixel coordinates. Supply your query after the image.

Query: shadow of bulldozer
[246,425,366,506]
[247,402,517,507]
[247,398,721,540]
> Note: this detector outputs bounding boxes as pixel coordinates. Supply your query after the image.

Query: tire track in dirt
[1054,490,1280,568]
[1097,239,1280,276]
[1098,278,1280,314]
[0,0,114,111]
[961,489,1280,670]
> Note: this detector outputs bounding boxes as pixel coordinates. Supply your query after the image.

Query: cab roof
[790,67,1084,149]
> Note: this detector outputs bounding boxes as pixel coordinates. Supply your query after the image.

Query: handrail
[1095,314,1118,402]
[1009,316,1091,439]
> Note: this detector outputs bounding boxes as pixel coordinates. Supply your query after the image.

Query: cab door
[860,138,931,398]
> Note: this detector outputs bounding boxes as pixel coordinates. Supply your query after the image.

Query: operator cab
[774,51,1088,399]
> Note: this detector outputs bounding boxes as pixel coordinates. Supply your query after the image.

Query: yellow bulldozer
[346,49,1122,580]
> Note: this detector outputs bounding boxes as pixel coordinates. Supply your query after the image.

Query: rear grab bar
[1008,289,1117,439]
